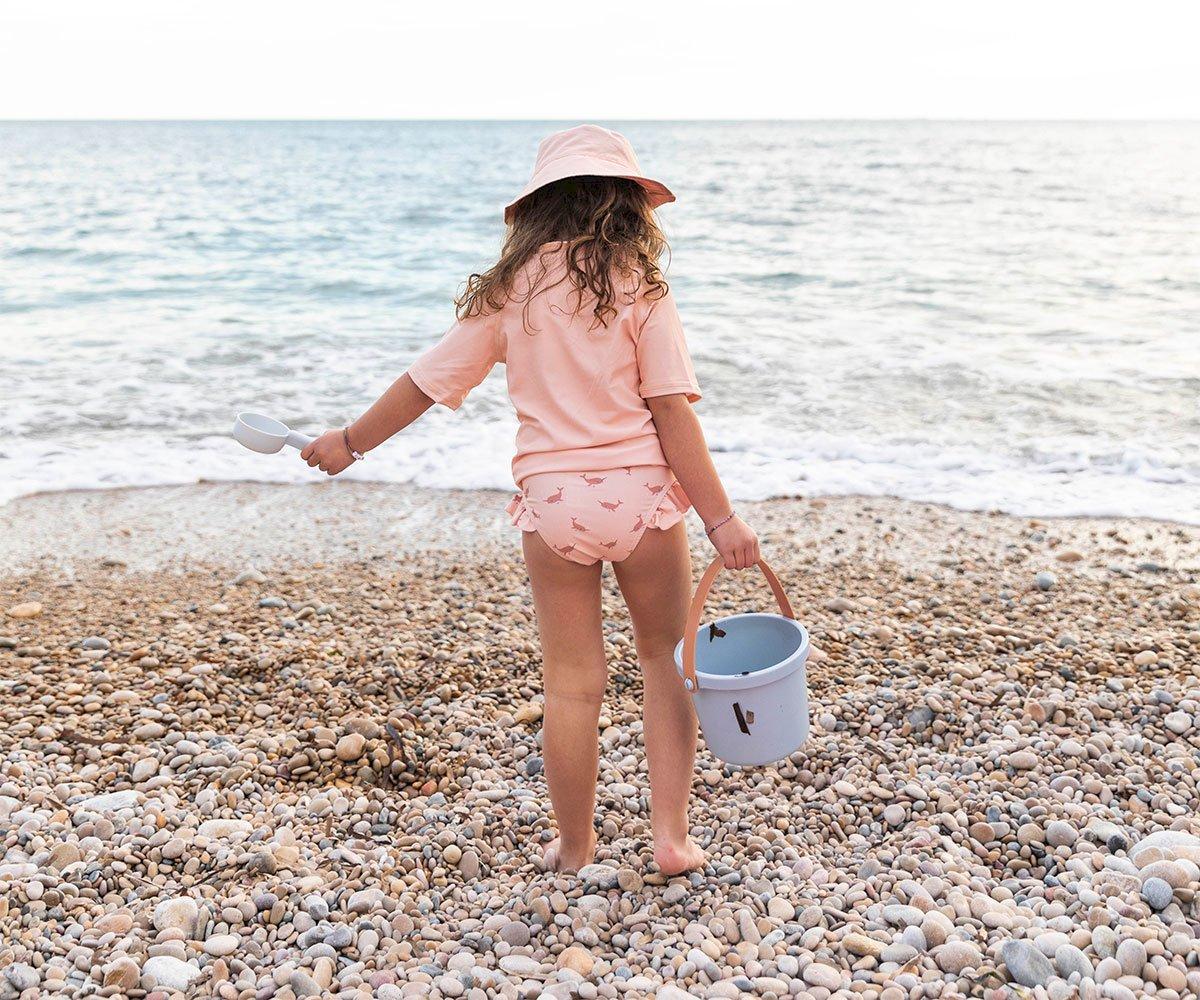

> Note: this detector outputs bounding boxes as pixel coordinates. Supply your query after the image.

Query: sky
[2,0,1198,120]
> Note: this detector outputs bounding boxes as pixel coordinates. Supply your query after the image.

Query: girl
[302,125,760,875]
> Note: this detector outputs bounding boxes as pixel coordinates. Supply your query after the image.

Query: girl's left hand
[300,430,356,476]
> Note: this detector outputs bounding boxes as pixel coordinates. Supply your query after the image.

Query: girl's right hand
[300,430,356,476]
[708,514,760,570]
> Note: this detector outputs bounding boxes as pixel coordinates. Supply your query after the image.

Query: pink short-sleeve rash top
[407,242,700,487]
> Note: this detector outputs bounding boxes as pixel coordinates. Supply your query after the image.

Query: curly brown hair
[456,176,669,332]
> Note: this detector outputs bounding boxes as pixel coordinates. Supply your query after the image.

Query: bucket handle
[681,556,795,692]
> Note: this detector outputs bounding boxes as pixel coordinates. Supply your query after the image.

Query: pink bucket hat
[504,124,675,224]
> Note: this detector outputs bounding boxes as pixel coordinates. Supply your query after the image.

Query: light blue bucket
[674,558,811,766]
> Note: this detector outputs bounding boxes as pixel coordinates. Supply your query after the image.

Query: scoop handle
[285,430,315,450]
[681,556,795,692]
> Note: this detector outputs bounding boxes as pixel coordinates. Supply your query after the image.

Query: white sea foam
[3,418,1197,525]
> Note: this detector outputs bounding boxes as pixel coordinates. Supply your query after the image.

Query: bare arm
[300,372,434,474]
[647,393,760,570]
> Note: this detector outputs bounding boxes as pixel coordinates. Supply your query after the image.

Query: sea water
[2,120,1197,520]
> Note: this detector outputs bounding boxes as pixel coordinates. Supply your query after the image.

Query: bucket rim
[673,612,809,691]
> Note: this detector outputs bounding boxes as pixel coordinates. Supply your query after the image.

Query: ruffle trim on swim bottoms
[505,481,690,533]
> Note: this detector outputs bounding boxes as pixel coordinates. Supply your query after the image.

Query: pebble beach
[2,483,1199,1000]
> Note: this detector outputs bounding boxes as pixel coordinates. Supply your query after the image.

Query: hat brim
[503,155,675,224]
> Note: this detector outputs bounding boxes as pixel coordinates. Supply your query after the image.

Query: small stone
[1134,649,1158,666]
[882,904,923,927]
[578,864,619,890]
[499,955,542,977]
[197,819,252,839]
[969,821,996,843]
[102,957,140,990]
[1141,876,1174,910]
[908,706,936,732]
[5,602,43,619]
[1001,939,1055,988]
[825,596,855,613]
[81,635,111,650]
[347,887,385,913]
[142,956,202,992]
[458,848,480,879]
[4,964,38,991]
[1055,943,1094,981]
[1164,711,1192,735]
[289,970,321,998]
[232,569,266,585]
[78,790,139,812]
[1034,571,1056,591]
[46,841,81,869]
[935,941,983,974]
[1139,859,1191,888]
[499,920,530,947]
[153,897,199,935]
[802,963,843,990]
[883,804,906,826]
[617,867,643,892]
[1033,931,1070,957]
[335,733,366,761]
[203,933,239,957]
[881,943,918,964]
[324,924,352,949]
[921,911,954,947]
[1116,938,1147,976]
[766,896,795,920]
[96,911,135,935]
[557,946,594,976]
[1092,926,1117,959]
[1055,550,1083,562]
[1045,820,1076,847]
[434,974,464,998]
[1007,750,1038,770]
[843,933,885,958]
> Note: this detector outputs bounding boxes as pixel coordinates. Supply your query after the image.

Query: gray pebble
[1001,939,1055,988]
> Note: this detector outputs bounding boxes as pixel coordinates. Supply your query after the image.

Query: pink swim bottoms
[507,465,690,565]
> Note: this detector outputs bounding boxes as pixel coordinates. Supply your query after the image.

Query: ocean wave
[2,422,1197,525]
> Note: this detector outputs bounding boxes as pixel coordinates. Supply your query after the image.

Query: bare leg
[522,530,606,871]
[612,521,706,875]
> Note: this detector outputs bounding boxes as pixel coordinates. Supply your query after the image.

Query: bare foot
[542,835,596,873]
[653,837,707,876]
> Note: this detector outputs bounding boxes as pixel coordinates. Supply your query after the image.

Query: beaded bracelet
[705,511,735,536]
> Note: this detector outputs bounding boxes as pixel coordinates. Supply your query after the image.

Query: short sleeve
[635,292,701,402]
[407,312,504,410]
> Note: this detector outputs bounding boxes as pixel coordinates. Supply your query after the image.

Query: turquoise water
[2,121,1197,520]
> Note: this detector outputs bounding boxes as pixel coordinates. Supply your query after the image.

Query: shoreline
[2,483,1200,997]
[2,480,1197,576]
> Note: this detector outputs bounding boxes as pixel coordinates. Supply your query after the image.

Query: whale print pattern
[506,465,690,565]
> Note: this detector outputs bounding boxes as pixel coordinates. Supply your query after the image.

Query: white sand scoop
[232,412,315,455]
[674,557,811,766]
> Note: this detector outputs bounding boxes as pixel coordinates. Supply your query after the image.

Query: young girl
[302,125,760,875]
